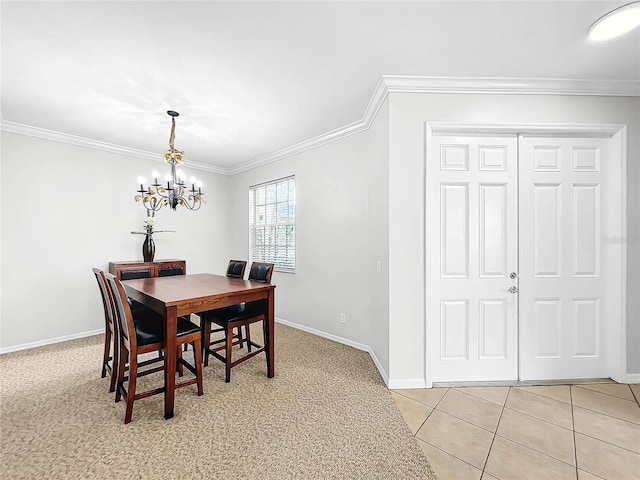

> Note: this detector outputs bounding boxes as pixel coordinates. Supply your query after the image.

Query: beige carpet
[0,323,436,479]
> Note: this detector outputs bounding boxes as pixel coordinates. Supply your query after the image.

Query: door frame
[424,121,628,387]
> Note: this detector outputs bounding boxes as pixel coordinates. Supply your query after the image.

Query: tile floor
[391,383,640,480]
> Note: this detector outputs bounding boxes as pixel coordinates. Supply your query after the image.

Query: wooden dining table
[122,273,275,419]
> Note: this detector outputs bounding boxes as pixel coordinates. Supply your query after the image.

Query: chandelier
[135,110,206,211]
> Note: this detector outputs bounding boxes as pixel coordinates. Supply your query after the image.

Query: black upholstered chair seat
[201,300,264,325]
[135,316,201,346]
[200,303,246,320]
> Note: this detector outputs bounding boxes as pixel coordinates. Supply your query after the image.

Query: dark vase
[142,234,155,262]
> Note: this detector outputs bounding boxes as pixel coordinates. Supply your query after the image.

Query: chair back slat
[226,260,247,279]
[248,262,274,284]
[92,268,116,333]
[105,273,136,349]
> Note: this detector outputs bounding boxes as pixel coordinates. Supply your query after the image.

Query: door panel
[572,184,600,276]
[533,184,561,276]
[519,137,608,380]
[480,184,509,277]
[479,299,508,358]
[533,298,561,357]
[441,184,469,278]
[441,300,469,359]
[428,135,519,382]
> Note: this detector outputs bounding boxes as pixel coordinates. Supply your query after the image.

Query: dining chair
[241,262,274,352]
[200,262,274,382]
[105,273,204,424]
[93,268,119,392]
[185,259,249,354]
[219,259,249,346]
[93,268,173,393]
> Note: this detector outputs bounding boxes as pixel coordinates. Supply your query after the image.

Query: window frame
[248,175,296,273]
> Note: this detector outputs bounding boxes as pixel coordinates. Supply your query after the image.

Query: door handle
[508,286,519,294]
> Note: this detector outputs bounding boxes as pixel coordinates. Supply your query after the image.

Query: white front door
[519,136,610,380]
[427,135,519,382]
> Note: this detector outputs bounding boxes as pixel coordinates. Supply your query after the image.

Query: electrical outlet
[340,313,347,324]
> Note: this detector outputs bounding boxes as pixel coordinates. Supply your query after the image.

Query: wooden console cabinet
[108,259,186,280]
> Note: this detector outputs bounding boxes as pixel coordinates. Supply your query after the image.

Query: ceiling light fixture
[135,110,206,211]
[588,1,640,41]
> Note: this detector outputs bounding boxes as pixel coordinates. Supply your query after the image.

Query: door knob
[508,286,519,294]
[510,272,518,279]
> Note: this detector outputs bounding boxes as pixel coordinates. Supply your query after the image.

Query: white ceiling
[2,1,639,172]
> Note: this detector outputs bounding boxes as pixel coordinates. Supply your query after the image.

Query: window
[249,176,296,272]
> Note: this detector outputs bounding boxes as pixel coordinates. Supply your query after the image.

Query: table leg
[267,288,275,378]
[164,306,177,419]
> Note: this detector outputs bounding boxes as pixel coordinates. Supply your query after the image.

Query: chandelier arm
[142,198,164,212]
[181,196,203,211]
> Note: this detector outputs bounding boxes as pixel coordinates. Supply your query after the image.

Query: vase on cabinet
[142,234,155,262]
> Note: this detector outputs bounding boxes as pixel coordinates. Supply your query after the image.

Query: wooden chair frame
[105,273,203,424]
[197,260,249,353]
[203,308,267,382]
[94,268,169,394]
[93,268,118,392]
[240,262,274,352]
[202,262,274,382]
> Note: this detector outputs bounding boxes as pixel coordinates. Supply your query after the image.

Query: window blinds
[249,176,296,271]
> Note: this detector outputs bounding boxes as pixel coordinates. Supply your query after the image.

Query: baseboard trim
[433,378,616,388]
[275,317,370,351]
[367,349,390,387]
[620,373,640,384]
[387,379,428,390]
[275,317,389,386]
[0,328,103,355]
[6,321,635,386]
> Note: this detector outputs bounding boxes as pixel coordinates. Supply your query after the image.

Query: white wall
[367,101,390,375]
[0,131,231,350]
[227,100,390,378]
[388,93,640,386]
[3,91,637,386]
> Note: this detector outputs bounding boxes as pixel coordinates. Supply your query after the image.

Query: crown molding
[229,76,639,174]
[0,120,227,175]
[3,76,638,176]
[381,75,640,96]
[228,75,391,175]
[227,119,371,175]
